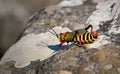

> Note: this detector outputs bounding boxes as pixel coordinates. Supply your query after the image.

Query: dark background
[0,0,61,59]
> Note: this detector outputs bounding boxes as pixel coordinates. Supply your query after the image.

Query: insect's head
[92,32,99,38]
[58,32,69,42]
[58,33,65,41]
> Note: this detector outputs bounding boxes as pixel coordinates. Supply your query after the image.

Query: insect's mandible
[49,25,99,51]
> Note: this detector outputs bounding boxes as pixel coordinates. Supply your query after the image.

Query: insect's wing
[63,29,86,42]
[75,29,86,35]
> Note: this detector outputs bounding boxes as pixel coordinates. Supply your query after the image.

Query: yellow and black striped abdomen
[76,32,98,44]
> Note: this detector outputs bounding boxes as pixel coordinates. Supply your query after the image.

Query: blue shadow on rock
[48,44,67,51]
[41,41,74,51]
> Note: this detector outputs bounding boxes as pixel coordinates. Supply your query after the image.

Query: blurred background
[0,0,61,59]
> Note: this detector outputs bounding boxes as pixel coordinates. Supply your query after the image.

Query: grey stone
[103,64,113,70]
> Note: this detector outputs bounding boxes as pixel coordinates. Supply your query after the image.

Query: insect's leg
[79,41,85,48]
[77,36,85,48]
[85,24,93,33]
[90,26,93,33]
[66,42,70,50]
[59,43,62,50]
[59,42,64,51]
[67,42,69,47]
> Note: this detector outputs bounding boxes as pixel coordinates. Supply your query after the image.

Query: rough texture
[0,26,71,68]
[0,0,120,74]
[0,0,62,59]
[0,44,120,74]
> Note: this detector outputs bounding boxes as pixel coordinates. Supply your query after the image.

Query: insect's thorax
[58,31,76,42]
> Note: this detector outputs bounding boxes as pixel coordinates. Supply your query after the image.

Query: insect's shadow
[41,41,69,51]
[42,41,67,51]
[48,44,67,51]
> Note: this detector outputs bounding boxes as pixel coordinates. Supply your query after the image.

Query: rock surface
[0,44,120,74]
[0,0,62,59]
[0,0,120,74]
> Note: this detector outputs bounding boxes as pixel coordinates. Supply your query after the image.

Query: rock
[86,49,116,62]
[0,26,71,68]
[99,69,118,74]
[0,0,97,68]
[26,69,35,74]
[87,0,120,31]
[45,5,60,16]
[0,44,120,74]
[84,63,95,71]
[103,64,113,70]
[58,0,87,7]
[117,67,120,72]
[59,70,72,74]
[0,0,120,74]
[86,71,95,74]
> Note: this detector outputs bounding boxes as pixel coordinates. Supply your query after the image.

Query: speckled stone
[103,64,113,70]
[117,67,120,72]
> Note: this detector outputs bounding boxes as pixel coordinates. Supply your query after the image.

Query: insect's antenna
[48,28,58,38]
[41,41,49,46]
[48,30,56,36]
[51,29,58,38]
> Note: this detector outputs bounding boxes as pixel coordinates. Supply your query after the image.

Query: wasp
[49,25,99,50]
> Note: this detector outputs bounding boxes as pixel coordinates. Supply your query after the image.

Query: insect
[49,25,99,50]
